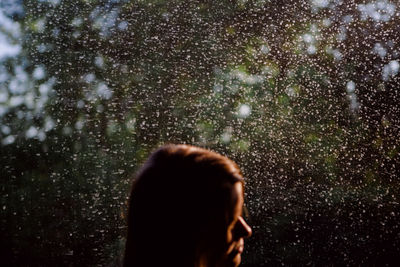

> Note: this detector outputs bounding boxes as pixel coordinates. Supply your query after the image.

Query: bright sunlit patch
[382,60,400,81]
[97,82,113,100]
[33,66,46,80]
[346,81,356,93]
[374,43,387,58]
[0,90,8,102]
[26,126,39,139]
[358,1,396,22]
[260,44,270,54]
[0,42,20,59]
[302,33,313,43]
[312,0,330,8]
[2,135,15,145]
[307,45,317,54]
[238,104,251,118]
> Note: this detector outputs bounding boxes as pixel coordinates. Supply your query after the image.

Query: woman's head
[123,144,252,267]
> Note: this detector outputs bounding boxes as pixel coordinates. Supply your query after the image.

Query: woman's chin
[232,253,242,267]
[224,251,242,267]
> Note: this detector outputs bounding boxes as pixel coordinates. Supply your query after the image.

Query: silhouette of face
[219,182,252,267]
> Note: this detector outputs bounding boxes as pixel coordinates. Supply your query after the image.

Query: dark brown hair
[123,144,243,267]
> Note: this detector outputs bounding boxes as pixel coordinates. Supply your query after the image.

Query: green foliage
[1,0,399,265]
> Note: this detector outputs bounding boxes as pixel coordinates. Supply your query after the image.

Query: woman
[123,144,252,267]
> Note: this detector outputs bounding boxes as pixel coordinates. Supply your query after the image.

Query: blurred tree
[1,0,399,266]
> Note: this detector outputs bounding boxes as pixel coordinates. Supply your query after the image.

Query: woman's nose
[236,216,252,238]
